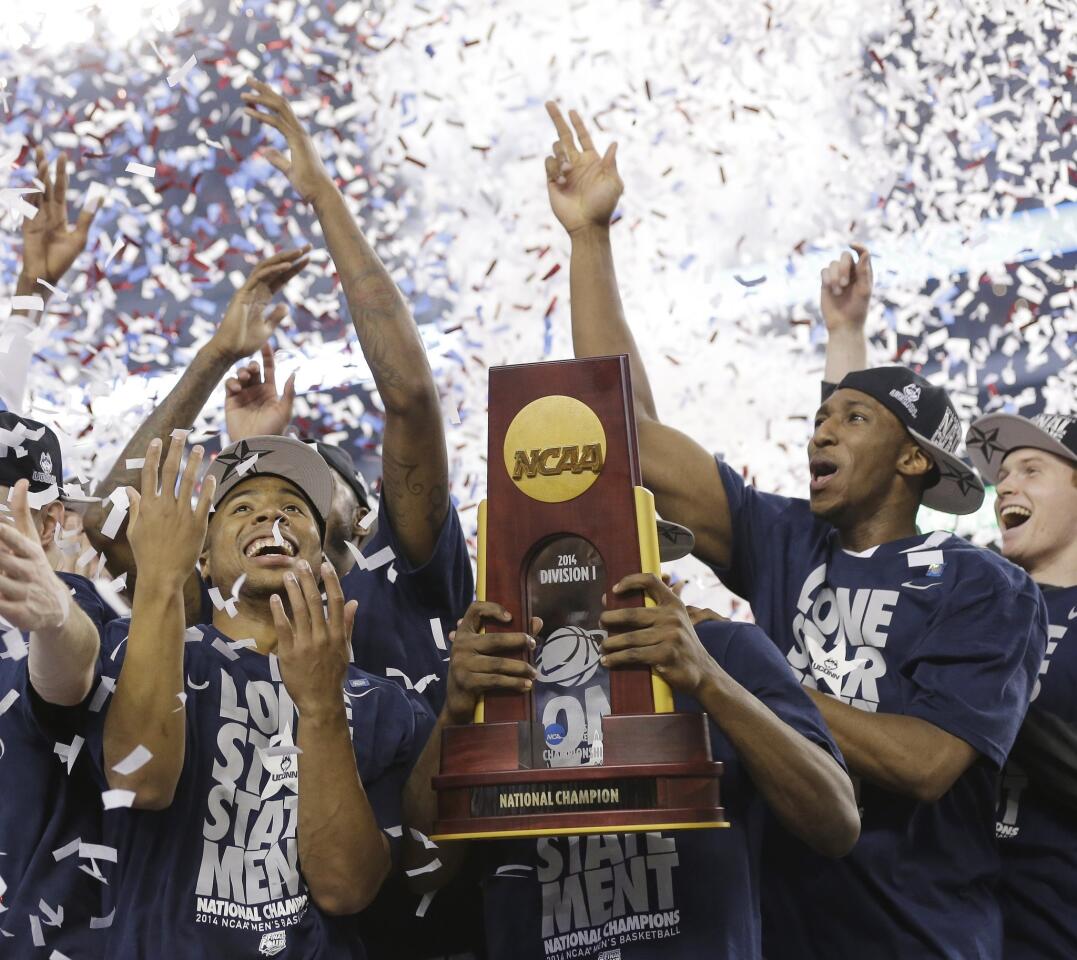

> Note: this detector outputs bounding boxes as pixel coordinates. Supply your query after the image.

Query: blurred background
[1,0,1073,611]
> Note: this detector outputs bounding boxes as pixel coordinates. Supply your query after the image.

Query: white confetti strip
[166,54,198,87]
[416,890,436,918]
[111,744,153,775]
[101,789,137,810]
[52,837,81,862]
[430,618,447,650]
[124,161,155,178]
[0,688,19,715]
[405,858,442,877]
[10,296,44,311]
[89,909,115,930]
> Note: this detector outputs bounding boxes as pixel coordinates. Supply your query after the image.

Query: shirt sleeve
[712,459,822,604]
[372,494,474,617]
[359,685,436,859]
[699,619,846,768]
[903,566,1047,768]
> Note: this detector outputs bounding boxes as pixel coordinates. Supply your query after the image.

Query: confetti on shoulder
[734,274,767,287]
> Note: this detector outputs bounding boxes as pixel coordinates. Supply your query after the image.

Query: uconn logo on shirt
[786,562,899,712]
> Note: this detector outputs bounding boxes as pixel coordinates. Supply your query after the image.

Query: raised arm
[103,436,214,809]
[600,574,860,857]
[821,242,872,384]
[243,80,448,567]
[82,249,308,622]
[2,147,100,411]
[0,481,99,705]
[271,560,387,914]
[544,103,734,569]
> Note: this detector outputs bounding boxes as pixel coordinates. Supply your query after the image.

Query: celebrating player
[543,101,1047,959]
[822,250,1077,956]
[403,582,860,959]
[0,417,116,955]
[84,432,432,958]
[969,414,1077,955]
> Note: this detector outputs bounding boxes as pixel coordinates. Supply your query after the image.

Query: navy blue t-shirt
[199,496,473,716]
[0,574,115,958]
[712,459,1047,959]
[997,583,1077,959]
[83,620,434,959]
[479,619,845,960]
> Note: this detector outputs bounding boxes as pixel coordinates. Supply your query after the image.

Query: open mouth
[999,504,1032,531]
[809,458,839,492]
[243,535,298,560]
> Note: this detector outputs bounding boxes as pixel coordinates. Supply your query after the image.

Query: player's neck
[213,598,279,655]
[1025,541,1077,589]
[836,504,919,554]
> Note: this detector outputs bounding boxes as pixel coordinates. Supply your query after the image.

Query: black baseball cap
[0,412,65,495]
[310,441,373,512]
[966,412,1077,485]
[834,367,984,515]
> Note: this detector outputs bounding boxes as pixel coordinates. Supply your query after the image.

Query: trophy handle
[474,499,489,723]
[634,487,674,714]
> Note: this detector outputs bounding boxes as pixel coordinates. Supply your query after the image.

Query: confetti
[111,744,153,775]
[166,54,198,88]
[124,162,156,178]
[405,858,442,878]
[101,789,137,810]
[430,618,447,650]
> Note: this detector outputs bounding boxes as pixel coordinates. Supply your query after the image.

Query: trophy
[430,356,727,839]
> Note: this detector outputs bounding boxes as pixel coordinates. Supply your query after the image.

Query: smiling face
[202,475,324,600]
[994,448,1077,573]
[808,389,934,528]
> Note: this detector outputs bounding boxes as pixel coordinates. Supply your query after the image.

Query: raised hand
[225,342,297,441]
[20,146,101,294]
[544,102,623,236]
[598,572,719,697]
[242,79,333,203]
[126,434,215,588]
[271,561,359,717]
[820,242,873,334]
[443,601,539,725]
[0,480,72,632]
[206,246,310,364]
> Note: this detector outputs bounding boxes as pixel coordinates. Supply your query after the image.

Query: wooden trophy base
[430,712,728,841]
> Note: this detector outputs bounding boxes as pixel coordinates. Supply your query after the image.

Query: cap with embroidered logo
[834,367,984,515]
[966,412,1077,485]
[0,412,65,495]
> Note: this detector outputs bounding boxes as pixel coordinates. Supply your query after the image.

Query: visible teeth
[245,536,296,558]
[1000,505,1031,517]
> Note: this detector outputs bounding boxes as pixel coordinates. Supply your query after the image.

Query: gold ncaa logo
[503,395,606,503]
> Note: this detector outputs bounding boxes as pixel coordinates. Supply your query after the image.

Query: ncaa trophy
[430,356,727,839]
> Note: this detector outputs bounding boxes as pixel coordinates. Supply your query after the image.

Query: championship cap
[657,518,694,562]
[834,367,984,515]
[0,412,65,495]
[206,436,335,530]
[966,412,1077,485]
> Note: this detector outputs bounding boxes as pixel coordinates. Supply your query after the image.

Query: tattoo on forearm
[340,268,411,392]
